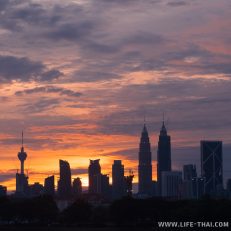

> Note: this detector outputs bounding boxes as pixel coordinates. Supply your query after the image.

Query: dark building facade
[88,159,101,193]
[124,171,134,197]
[183,164,197,181]
[201,141,223,196]
[93,174,111,199]
[157,121,171,196]
[44,175,55,196]
[191,177,205,199]
[138,124,152,195]
[182,164,197,199]
[73,177,82,197]
[227,179,231,191]
[112,160,125,199]
[227,179,231,199]
[0,185,7,197]
[29,182,44,197]
[58,160,72,199]
[161,171,182,199]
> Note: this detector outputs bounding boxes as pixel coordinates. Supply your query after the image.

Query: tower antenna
[143,108,146,124]
[22,131,24,148]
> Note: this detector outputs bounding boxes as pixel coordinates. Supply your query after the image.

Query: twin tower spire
[138,118,171,196]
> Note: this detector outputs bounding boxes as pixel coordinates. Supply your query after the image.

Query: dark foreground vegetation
[0,195,231,230]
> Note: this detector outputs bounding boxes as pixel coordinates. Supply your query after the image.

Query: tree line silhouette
[0,195,231,229]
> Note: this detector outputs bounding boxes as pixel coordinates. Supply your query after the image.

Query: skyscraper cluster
[137,120,224,199]
[0,119,228,201]
[12,135,134,200]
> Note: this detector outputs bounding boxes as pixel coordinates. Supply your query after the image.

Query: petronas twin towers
[138,121,171,196]
[138,124,153,195]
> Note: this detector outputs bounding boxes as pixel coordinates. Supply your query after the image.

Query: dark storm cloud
[0,0,10,11]
[0,0,35,31]
[84,41,120,54]
[0,0,167,79]
[0,0,61,29]
[0,136,78,151]
[127,33,166,45]
[15,86,82,98]
[98,0,145,4]
[40,70,63,81]
[92,0,162,8]
[167,1,188,7]
[165,45,211,60]
[95,78,231,135]
[0,171,14,183]
[0,55,43,81]
[0,1,84,35]
[130,44,231,75]
[20,98,60,113]
[80,41,231,80]
[0,116,81,135]
[161,45,231,75]
[1,0,229,82]
[46,21,94,41]
[103,148,138,161]
[12,3,46,23]
[0,56,63,83]
[73,70,121,82]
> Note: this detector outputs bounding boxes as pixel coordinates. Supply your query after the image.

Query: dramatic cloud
[167,1,188,7]
[0,56,63,83]
[15,86,82,98]
[72,70,121,82]
[20,98,61,114]
[0,0,231,189]
[0,170,16,183]
[47,21,95,41]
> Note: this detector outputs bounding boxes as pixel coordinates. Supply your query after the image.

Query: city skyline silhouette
[0,0,231,195]
[0,0,231,229]
[0,120,228,199]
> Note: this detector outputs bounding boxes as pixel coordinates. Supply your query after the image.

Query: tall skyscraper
[138,124,152,195]
[58,160,72,199]
[201,141,223,195]
[73,177,82,197]
[161,171,182,199]
[44,175,55,196]
[112,160,125,199]
[88,159,101,193]
[157,120,171,196]
[16,132,29,196]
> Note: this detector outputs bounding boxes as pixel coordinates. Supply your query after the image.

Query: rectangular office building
[161,171,182,199]
[201,141,223,196]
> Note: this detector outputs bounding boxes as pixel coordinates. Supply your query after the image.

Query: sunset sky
[0,0,231,192]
